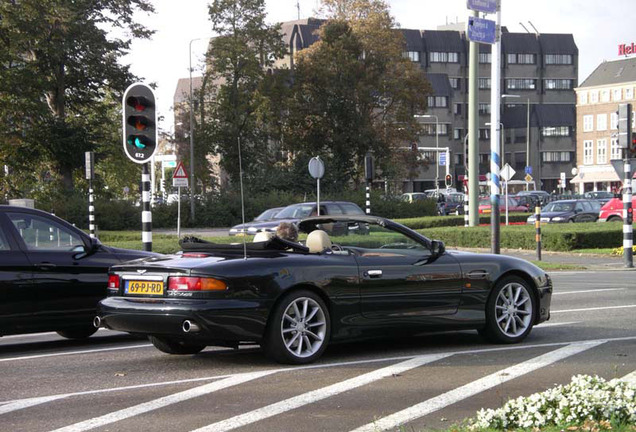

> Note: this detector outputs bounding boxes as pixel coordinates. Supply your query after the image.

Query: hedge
[395,213,529,229]
[416,222,624,251]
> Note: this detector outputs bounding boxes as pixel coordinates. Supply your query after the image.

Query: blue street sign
[439,152,447,166]
[525,166,533,175]
[467,0,498,14]
[467,16,497,45]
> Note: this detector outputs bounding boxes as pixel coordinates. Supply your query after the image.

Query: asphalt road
[1,271,634,432]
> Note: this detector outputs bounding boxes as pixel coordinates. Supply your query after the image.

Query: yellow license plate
[125,280,164,295]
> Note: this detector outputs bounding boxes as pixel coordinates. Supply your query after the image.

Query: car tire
[148,336,206,355]
[262,290,330,365]
[607,216,622,222]
[480,276,536,344]
[56,326,98,339]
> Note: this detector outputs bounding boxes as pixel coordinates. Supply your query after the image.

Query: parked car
[512,193,542,211]
[401,192,428,203]
[515,190,551,205]
[0,205,158,339]
[526,200,600,224]
[437,192,465,215]
[583,191,615,206]
[478,197,529,214]
[96,215,552,364]
[598,197,636,222]
[231,201,366,236]
[229,207,285,236]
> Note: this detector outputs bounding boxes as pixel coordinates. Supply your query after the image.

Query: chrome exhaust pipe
[93,316,102,328]
[182,320,200,333]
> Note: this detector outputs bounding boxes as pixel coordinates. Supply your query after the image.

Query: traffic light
[123,83,157,164]
[630,131,636,158]
[445,174,452,188]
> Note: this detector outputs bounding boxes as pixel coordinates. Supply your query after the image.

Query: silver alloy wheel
[494,282,533,338]
[280,297,327,358]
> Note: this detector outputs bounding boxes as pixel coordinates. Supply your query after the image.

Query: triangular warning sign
[173,161,188,179]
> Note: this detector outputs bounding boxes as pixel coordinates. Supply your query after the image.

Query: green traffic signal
[123,83,157,163]
[127,135,149,149]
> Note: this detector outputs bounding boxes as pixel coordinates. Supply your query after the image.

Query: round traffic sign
[308,156,325,179]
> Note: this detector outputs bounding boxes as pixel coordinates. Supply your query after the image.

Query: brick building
[571,57,636,193]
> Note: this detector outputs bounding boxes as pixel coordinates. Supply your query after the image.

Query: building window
[613,88,622,101]
[583,115,594,132]
[479,103,491,114]
[541,126,570,137]
[507,53,536,64]
[545,79,574,90]
[579,91,588,104]
[429,52,459,63]
[449,77,460,89]
[427,96,448,108]
[403,51,420,62]
[479,129,490,140]
[479,52,491,63]
[596,114,607,131]
[601,90,610,103]
[421,123,449,136]
[611,138,621,160]
[590,91,599,103]
[506,79,536,90]
[453,128,463,140]
[542,151,572,162]
[597,139,607,164]
[611,112,618,130]
[583,140,593,165]
[625,87,634,99]
[454,103,462,115]
[545,54,572,65]
[479,77,491,89]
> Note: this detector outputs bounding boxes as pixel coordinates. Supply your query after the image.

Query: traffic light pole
[623,159,633,268]
[142,163,152,251]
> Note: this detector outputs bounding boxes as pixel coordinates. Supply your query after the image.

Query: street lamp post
[414,114,439,193]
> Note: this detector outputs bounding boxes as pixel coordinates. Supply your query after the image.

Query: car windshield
[275,204,315,219]
[254,208,281,221]
[543,202,574,212]
[448,194,464,203]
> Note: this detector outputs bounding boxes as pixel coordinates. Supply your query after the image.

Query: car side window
[7,213,84,251]
[325,204,344,215]
[581,201,593,212]
[334,223,427,258]
[0,225,10,251]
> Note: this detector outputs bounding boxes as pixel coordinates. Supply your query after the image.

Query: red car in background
[598,197,636,222]
[478,196,529,214]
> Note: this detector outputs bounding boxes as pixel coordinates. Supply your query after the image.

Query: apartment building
[572,57,636,193]
[283,20,578,193]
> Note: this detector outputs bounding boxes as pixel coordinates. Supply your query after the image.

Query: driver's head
[276,222,298,242]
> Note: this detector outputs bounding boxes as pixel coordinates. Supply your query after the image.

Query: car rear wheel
[480,276,536,344]
[148,336,206,355]
[263,290,330,364]
[56,326,98,339]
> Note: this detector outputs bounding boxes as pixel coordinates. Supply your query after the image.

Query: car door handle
[36,262,57,270]
[466,270,488,279]
[365,270,383,278]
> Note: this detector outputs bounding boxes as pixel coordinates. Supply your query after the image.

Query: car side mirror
[431,240,445,257]
[74,237,101,259]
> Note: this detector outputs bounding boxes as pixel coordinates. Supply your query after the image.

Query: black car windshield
[276,204,315,219]
[543,202,574,212]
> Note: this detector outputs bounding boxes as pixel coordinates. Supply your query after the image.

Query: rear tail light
[107,274,120,289]
[168,276,227,291]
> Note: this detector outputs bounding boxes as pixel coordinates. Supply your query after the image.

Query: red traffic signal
[122,83,157,164]
[445,174,452,188]
[631,132,636,158]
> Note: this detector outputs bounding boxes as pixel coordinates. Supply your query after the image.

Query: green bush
[417,222,623,251]
[395,213,529,229]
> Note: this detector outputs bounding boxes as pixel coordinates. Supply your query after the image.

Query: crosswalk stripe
[49,370,278,432]
[190,352,453,432]
[622,370,636,385]
[0,395,67,415]
[349,341,605,432]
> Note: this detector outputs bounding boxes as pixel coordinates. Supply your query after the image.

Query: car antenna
[237,135,247,260]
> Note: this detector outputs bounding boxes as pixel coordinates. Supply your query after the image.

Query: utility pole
[467,9,480,226]
[489,3,502,254]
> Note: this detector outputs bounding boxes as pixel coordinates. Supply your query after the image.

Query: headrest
[306,230,331,253]
[253,231,275,242]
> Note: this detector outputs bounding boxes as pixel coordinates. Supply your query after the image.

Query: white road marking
[535,321,579,327]
[49,370,279,432]
[622,370,636,385]
[0,329,117,340]
[553,288,625,295]
[552,304,636,314]
[190,353,453,432]
[0,343,152,363]
[350,341,605,432]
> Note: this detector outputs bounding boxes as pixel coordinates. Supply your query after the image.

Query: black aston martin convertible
[96,216,552,364]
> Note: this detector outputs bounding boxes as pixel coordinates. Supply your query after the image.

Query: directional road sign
[467,16,497,44]
[467,0,499,13]
[439,152,447,166]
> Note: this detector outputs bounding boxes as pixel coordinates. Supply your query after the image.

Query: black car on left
[0,205,158,339]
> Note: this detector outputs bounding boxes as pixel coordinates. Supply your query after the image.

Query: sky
[124,0,635,133]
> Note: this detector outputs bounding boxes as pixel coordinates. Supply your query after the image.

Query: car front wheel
[263,290,330,364]
[149,336,206,355]
[480,276,536,344]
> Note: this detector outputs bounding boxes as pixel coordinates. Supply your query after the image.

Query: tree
[200,0,288,189]
[0,0,154,192]
[284,0,431,190]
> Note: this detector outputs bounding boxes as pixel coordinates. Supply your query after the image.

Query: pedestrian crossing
[1,336,634,432]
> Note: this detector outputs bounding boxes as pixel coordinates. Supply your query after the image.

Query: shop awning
[570,169,620,184]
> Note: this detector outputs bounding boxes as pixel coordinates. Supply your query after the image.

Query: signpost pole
[489,2,502,254]
[177,186,181,238]
[468,8,480,227]
[141,163,152,252]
